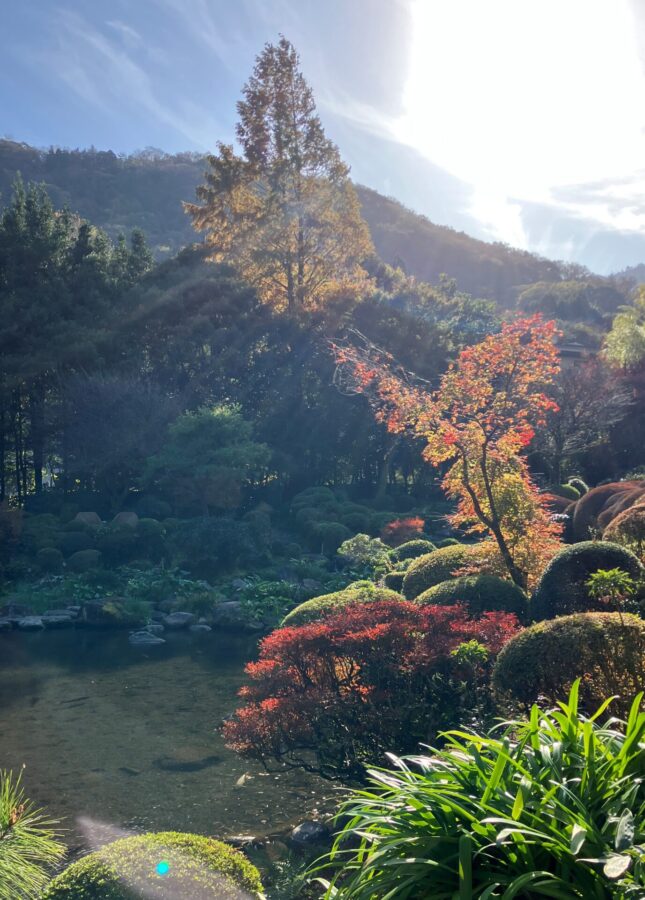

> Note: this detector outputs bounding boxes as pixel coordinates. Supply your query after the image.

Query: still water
[0,629,332,853]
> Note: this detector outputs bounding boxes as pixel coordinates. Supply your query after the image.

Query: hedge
[390,539,437,563]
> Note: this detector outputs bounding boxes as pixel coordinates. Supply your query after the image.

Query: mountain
[0,139,590,303]
[613,263,645,286]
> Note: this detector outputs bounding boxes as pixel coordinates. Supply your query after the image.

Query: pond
[0,629,334,859]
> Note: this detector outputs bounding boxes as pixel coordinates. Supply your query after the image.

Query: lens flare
[156,861,170,876]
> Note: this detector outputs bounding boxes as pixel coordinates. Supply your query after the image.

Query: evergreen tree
[187,36,373,310]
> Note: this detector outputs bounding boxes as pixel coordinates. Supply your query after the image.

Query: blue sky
[3,0,645,274]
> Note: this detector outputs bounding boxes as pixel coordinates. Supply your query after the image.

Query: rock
[17,616,45,631]
[81,599,126,627]
[67,549,102,573]
[111,511,139,529]
[162,611,196,629]
[145,622,165,636]
[44,609,76,619]
[212,600,245,627]
[73,511,102,527]
[0,618,12,632]
[149,609,165,622]
[189,623,212,634]
[42,615,75,628]
[227,834,258,848]
[128,630,166,646]
[291,820,328,845]
[66,606,82,615]
[231,578,250,592]
[0,602,34,618]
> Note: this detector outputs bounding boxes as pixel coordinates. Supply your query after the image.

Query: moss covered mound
[401,544,482,600]
[531,540,644,621]
[42,832,263,899]
[415,575,528,619]
[281,581,402,627]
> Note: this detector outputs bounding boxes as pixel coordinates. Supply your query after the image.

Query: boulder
[43,614,75,628]
[67,549,102,573]
[17,616,45,631]
[73,511,102,527]
[189,623,212,634]
[44,609,77,619]
[211,601,246,628]
[81,599,126,627]
[66,606,82,616]
[145,622,165,636]
[128,630,166,646]
[0,602,34,618]
[162,611,196,629]
[231,578,250,592]
[291,820,328,845]
[111,511,139,529]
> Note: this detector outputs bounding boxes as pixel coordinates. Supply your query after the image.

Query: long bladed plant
[315,681,645,898]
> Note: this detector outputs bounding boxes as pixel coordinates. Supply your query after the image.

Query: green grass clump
[318,683,645,898]
[42,831,263,899]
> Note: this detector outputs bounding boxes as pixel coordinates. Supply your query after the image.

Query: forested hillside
[0,139,583,303]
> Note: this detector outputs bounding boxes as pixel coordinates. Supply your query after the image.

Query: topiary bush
[390,539,436,563]
[567,476,589,496]
[604,505,645,557]
[402,544,483,599]
[549,483,580,501]
[571,481,645,541]
[382,571,405,591]
[436,537,461,548]
[310,521,352,554]
[531,540,644,620]
[36,547,64,574]
[42,831,263,899]
[492,611,645,712]
[281,581,402,627]
[415,575,528,620]
[58,531,94,557]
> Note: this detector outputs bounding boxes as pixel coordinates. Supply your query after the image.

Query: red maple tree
[333,315,562,587]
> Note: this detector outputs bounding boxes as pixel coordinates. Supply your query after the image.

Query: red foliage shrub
[380,516,425,547]
[223,599,519,779]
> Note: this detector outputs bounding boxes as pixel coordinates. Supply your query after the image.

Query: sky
[3,0,645,274]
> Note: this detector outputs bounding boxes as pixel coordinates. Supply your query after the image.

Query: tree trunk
[375,435,399,500]
[29,382,45,493]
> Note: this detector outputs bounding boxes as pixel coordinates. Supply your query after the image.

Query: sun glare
[396,0,645,242]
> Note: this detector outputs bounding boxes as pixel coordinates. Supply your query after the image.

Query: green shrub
[337,534,390,572]
[36,547,64,574]
[493,611,645,711]
[42,831,263,899]
[567,476,589,495]
[58,531,94,557]
[0,769,65,900]
[390,538,436,562]
[294,506,325,528]
[319,684,645,899]
[382,571,405,591]
[281,581,402,627]
[20,514,60,552]
[339,511,371,532]
[95,525,140,565]
[311,521,352,554]
[436,537,461,548]
[134,496,172,519]
[548,483,581,501]
[532,540,644,620]
[416,575,528,619]
[402,544,483,599]
[66,549,102,573]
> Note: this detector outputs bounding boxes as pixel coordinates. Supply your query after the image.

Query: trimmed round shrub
[390,539,436,563]
[603,504,645,555]
[66,549,102,573]
[42,831,263,899]
[36,546,64,574]
[493,612,645,711]
[340,512,371,532]
[597,487,645,530]
[416,575,528,620]
[290,487,336,511]
[548,483,580,501]
[402,544,483,600]
[294,506,325,528]
[531,540,644,620]
[20,514,60,552]
[436,537,460,548]
[281,581,403,627]
[58,531,94,557]
[571,481,645,541]
[383,571,405,591]
[310,521,352,554]
[567,477,589,496]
